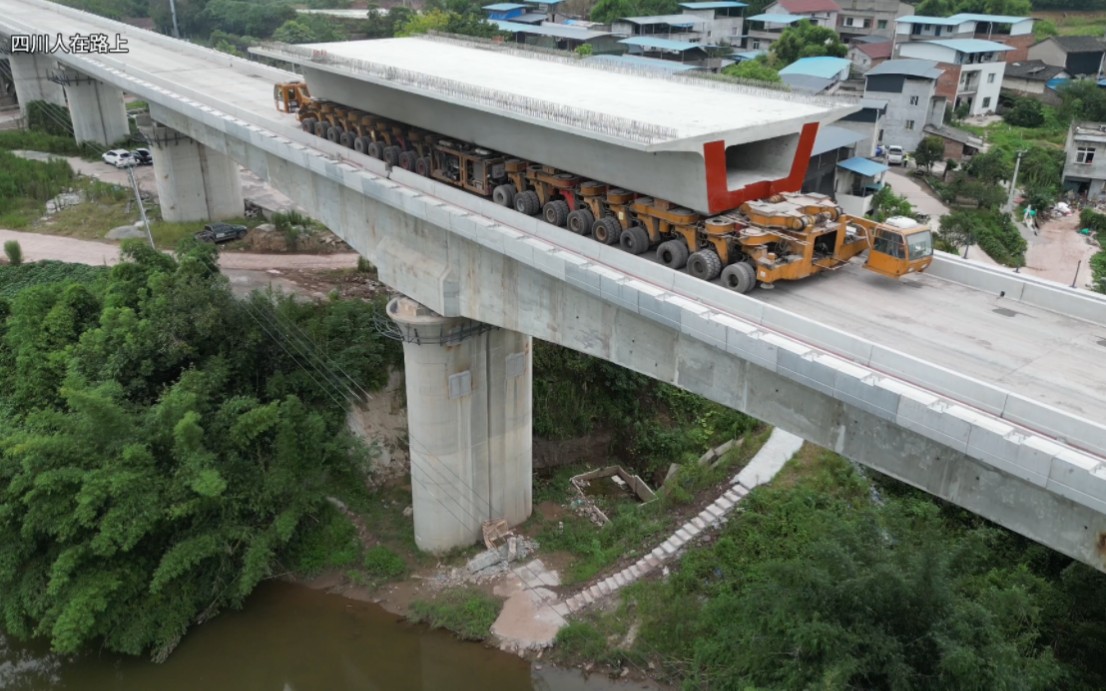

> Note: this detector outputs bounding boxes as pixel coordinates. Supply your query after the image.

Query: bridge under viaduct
[3,0,1106,569]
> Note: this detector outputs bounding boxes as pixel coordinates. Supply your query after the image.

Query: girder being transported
[274,82,933,292]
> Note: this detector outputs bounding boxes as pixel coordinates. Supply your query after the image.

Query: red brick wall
[934,63,962,104]
[999,34,1034,62]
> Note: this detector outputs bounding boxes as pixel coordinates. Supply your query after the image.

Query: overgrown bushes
[0,242,401,660]
[939,209,1026,267]
[409,588,502,641]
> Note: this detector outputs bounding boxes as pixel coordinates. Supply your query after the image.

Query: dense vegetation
[561,450,1106,690]
[0,245,400,660]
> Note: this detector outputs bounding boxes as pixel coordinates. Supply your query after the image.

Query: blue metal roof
[950,12,1029,24]
[678,1,747,8]
[619,36,706,52]
[811,126,865,156]
[732,49,765,61]
[747,12,804,23]
[896,13,1029,25]
[586,54,702,72]
[483,3,531,10]
[895,15,964,25]
[492,19,611,39]
[926,38,1014,53]
[779,56,851,79]
[837,157,888,177]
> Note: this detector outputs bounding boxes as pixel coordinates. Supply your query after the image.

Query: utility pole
[169,0,180,38]
[1005,149,1025,213]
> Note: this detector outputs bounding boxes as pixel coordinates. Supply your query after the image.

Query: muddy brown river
[0,582,661,691]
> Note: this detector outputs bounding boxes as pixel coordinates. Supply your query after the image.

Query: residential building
[1062,122,1106,200]
[803,125,888,216]
[779,56,852,92]
[836,97,887,156]
[610,14,706,41]
[1029,36,1106,78]
[492,20,623,52]
[743,13,804,51]
[764,0,841,27]
[923,124,983,162]
[863,58,945,152]
[677,1,747,45]
[1002,59,1069,102]
[894,13,1035,61]
[835,0,912,41]
[618,37,714,67]
[482,3,548,25]
[848,38,892,72]
[897,39,1011,116]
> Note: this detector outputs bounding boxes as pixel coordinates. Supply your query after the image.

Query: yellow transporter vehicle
[273,83,934,292]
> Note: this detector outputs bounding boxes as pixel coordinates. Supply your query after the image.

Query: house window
[987,73,995,83]
[910,96,919,106]
[982,97,991,109]
[1077,146,1096,164]
[752,39,760,49]
[905,120,916,130]
[878,19,887,29]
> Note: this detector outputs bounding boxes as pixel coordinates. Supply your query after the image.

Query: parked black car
[131,148,153,166]
[194,223,248,244]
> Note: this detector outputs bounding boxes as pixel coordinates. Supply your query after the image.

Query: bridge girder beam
[144,101,1106,572]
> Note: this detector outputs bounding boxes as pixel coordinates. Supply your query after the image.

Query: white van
[886,145,905,166]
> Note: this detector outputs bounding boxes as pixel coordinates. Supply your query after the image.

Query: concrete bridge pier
[7,53,65,114]
[51,69,128,146]
[138,117,244,222]
[387,296,532,554]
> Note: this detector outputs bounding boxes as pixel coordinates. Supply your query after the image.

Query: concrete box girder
[6,0,1106,569]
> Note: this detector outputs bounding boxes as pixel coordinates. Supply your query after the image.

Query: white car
[102,149,137,168]
[886,145,905,166]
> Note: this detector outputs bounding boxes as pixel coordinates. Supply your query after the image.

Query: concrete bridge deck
[3,0,1106,566]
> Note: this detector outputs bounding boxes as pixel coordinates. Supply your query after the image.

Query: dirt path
[0,228,358,270]
[1024,213,1099,289]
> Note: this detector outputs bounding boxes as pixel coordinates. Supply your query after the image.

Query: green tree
[272,20,317,44]
[1059,79,1106,123]
[0,241,399,659]
[867,185,915,222]
[397,8,451,36]
[589,0,637,24]
[1005,97,1045,127]
[965,149,1012,185]
[914,136,945,172]
[940,208,1026,265]
[722,57,782,84]
[771,19,847,65]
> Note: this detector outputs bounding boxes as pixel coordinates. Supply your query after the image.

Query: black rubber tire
[398,150,417,171]
[657,240,690,269]
[619,225,650,255]
[514,190,540,216]
[326,126,341,143]
[314,121,327,137]
[416,156,431,176]
[567,208,594,235]
[353,136,368,154]
[367,141,384,159]
[383,146,400,165]
[592,216,622,245]
[543,199,570,227]
[301,118,316,133]
[339,131,353,148]
[721,262,757,293]
[493,184,516,207]
[687,249,723,281]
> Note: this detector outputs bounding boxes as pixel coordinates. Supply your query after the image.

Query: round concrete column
[56,71,128,146]
[8,54,65,114]
[388,296,532,554]
[142,122,244,222]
